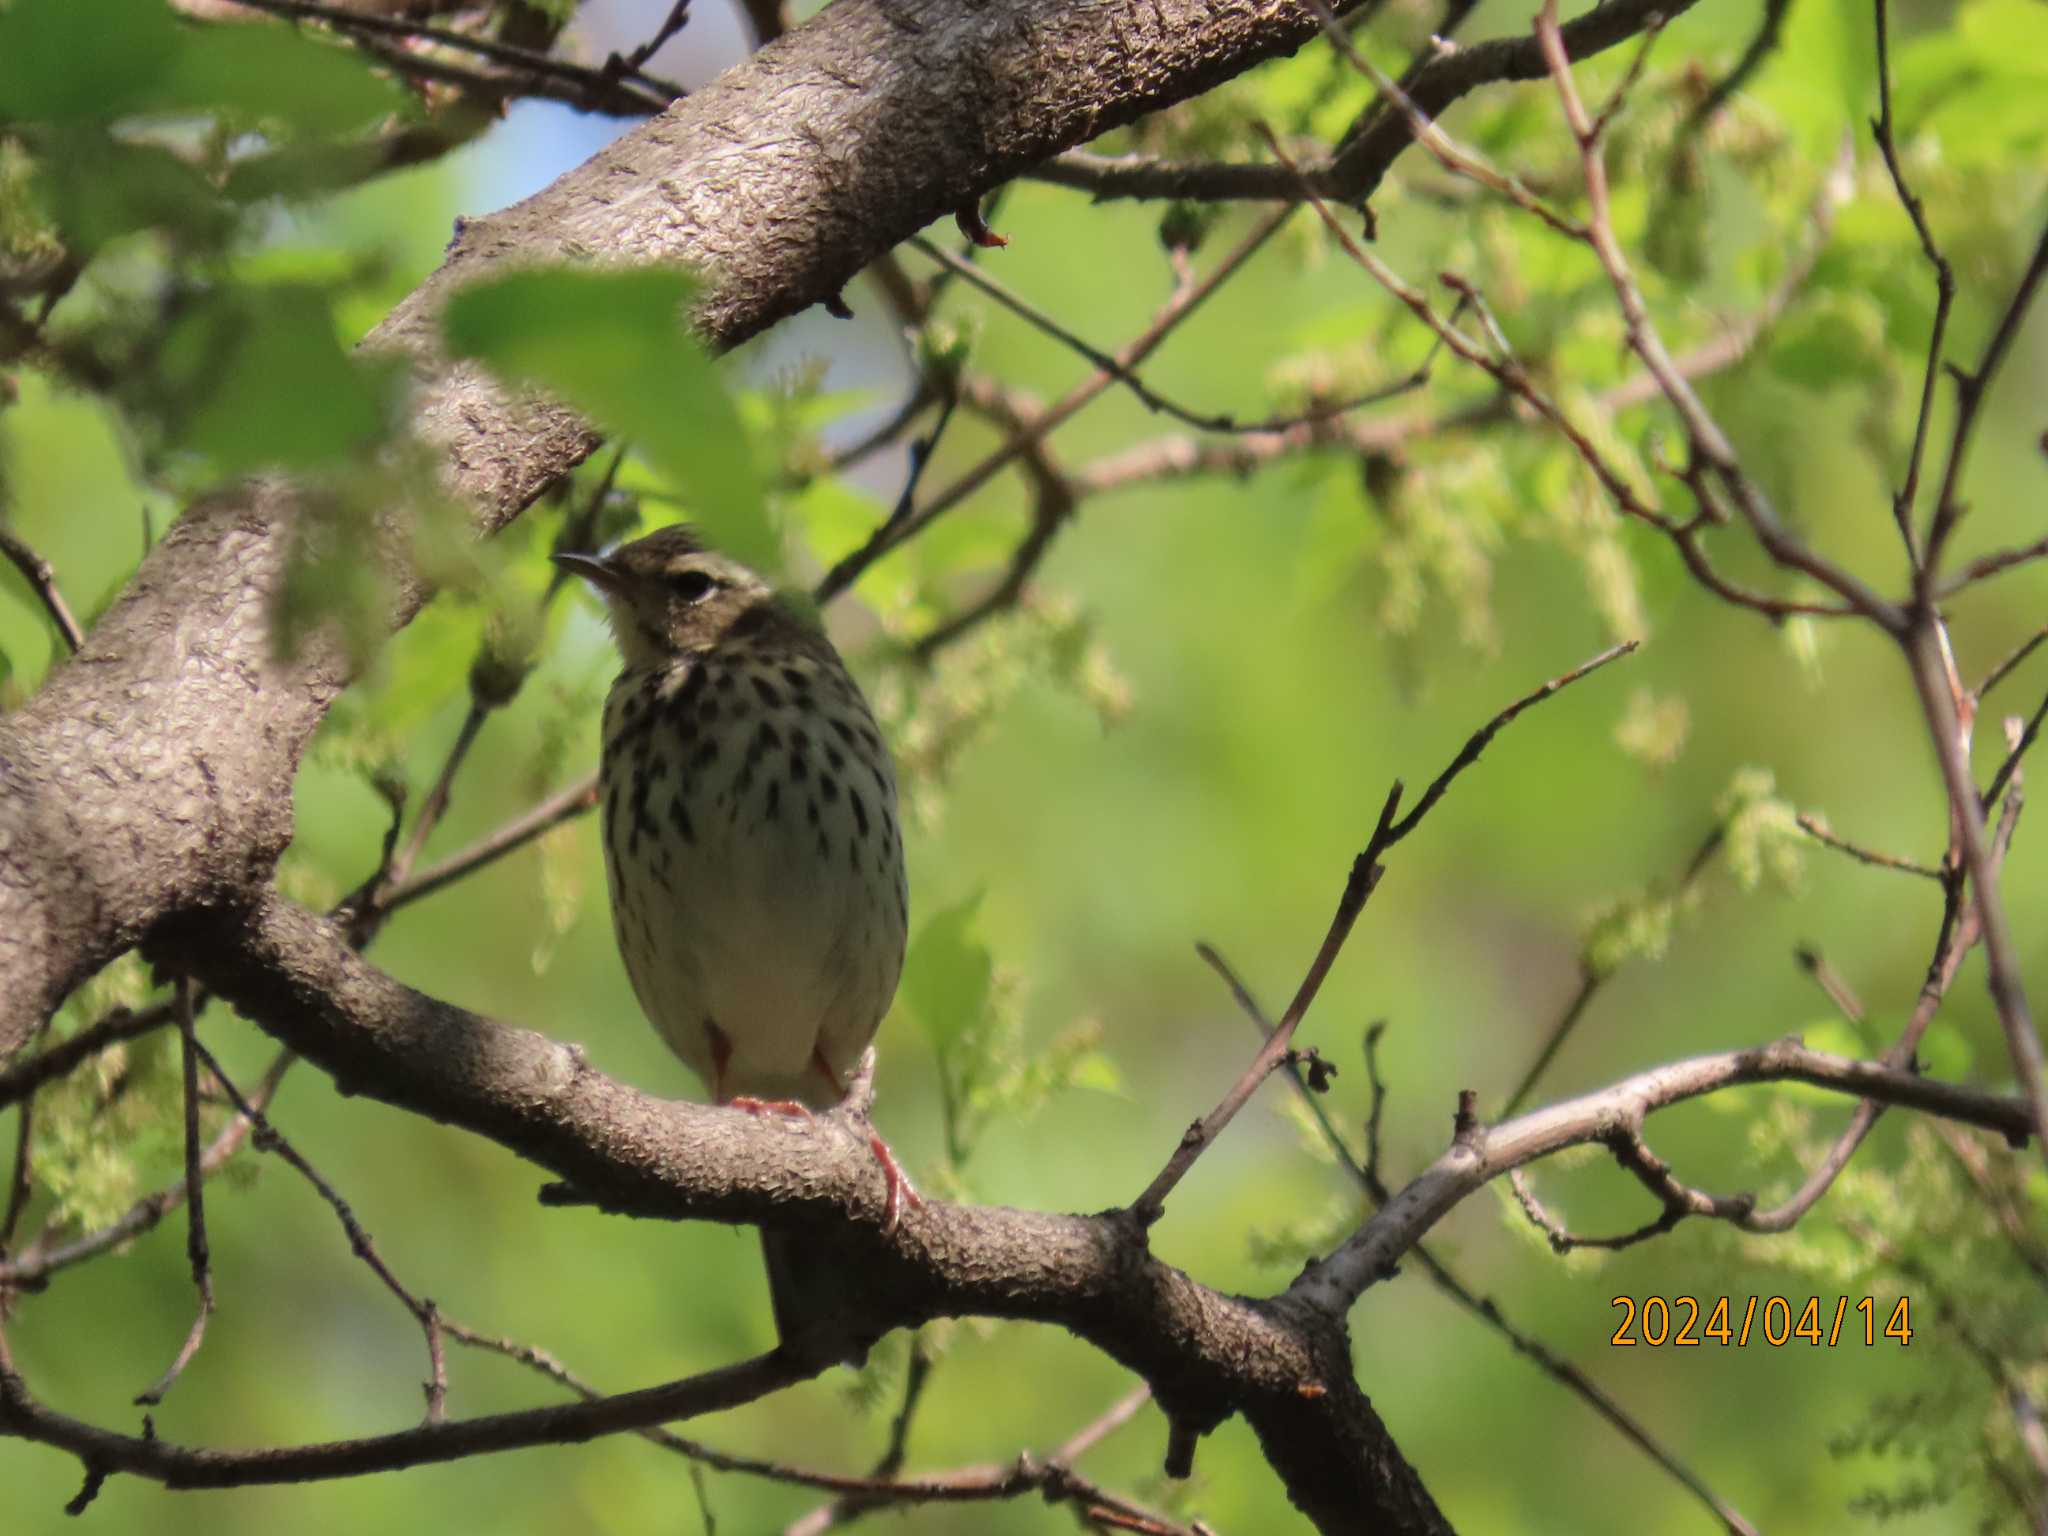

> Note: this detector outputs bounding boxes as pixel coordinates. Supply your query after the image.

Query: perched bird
[555,525,911,1356]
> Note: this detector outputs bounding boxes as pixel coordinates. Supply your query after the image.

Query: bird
[554,524,912,1358]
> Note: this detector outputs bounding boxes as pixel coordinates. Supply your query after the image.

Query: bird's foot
[867,1131,921,1235]
[726,1095,814,1119]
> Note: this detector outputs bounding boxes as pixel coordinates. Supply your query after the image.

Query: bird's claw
[868,1131,921,1234]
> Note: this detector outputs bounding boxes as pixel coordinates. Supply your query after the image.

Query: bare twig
[1921,222,2048,581]
[606,0,691,79]
[0,1348,816,1490]
[1906,622,2048,1173]
[2,1094,32,1256]
[1679,0,1793,135]
[1980,684,2048,815]
[0,527,87,653]
[1388,641,1637,844]
[1871,1,1952,561]
[1138,642,1635,1225]
[1976,626,2048,706]
[383,774,600,913]
[216,0,681,112]
[1297,1036,2036,1313]
[1795,811,1942,881]
[0,1051,293,1288]
[1305,0,1583,239]
[783,1384,1154,1535]
[1534,1,1900,629]
[1794,944,1869,1025]
[908,235,1437,435]
[0,1004,175,1113]
[815,206,1296,604]
[184,1034,448,1423]
[1133,832,1384,1228]
[1512,1120,1758,1253]
[1942,537,2048,598]
[1201,948,1760,1535]
[134,979,216,1406]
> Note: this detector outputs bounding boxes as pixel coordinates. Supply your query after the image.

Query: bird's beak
[551,550,625,594]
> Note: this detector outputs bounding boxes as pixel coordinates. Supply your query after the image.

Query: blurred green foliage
[4,1,2048,1533]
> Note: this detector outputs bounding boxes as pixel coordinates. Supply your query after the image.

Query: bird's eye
[671,570,717,604]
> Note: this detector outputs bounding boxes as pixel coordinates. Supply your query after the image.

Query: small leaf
[155,284,401,471]
[442,268,775,573]
[900,891,992,1056]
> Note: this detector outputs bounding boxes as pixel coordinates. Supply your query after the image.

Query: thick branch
[152,891,1448,1533]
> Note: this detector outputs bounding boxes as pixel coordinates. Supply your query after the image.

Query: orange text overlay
[1610,1295,1913,1348]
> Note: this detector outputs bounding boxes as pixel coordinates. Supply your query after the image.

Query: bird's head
[553,525,776,670]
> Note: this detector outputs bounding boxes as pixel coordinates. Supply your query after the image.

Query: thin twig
[1795,811,1942,881]
[0,527,87,652]
[1921,222,2048,582]
[1534,1,1901,629]
[185,1035,448,1422]
[1976,626,2048,706]
[1906,621,2048,1173]
[1300,1035,2035,1314]
[907,236,1437,435]
[1980,683,2048,814]
[815,206,1296,604]
[1199,946,1753,1536]
[0,1003,176,1114]
[1872,0,1950,564]
[217,0,681,112]
[0,1348,818,1489]
[134,979,216,1406]
[783,1381,1153,1534]
[1794,945,1869,1026]
[606,0,691,78]
[2,1095,33,1256]
[1138,641,1636,1225]
[1387,641,1637,845]
[1306,0,1583,239]
[383,774,600,913]
[0,1052,293,1288]
[1132,835,1384,1227]
[1678,0,1792,136]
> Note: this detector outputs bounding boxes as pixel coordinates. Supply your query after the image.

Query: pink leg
[866,1130,921,1234]
[728,1095,814,1119]
[811,1048,921,1233]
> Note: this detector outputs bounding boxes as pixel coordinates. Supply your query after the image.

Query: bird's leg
[708,1022,819,1117]
[813,1047,922,1234]
[864,1130,920,1234]
[727,1096,814,1117]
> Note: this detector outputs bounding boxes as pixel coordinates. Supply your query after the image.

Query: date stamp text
[1610,1295,1913,1348]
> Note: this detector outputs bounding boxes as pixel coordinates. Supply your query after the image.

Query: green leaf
[161,21,405,139]
[900,891,992,1056]
[0,0,182,124]
[0,0,401,134]
[1769,293,1889,392]
[29,131,232,255]
[1066,1050,1125,1097]
[442,267,775,573]
[155,284,401,472]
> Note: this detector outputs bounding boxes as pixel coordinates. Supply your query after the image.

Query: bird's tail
[760,1226,870,1369]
